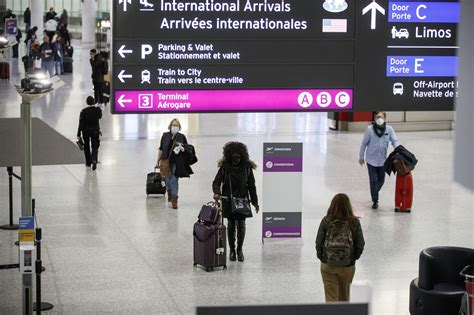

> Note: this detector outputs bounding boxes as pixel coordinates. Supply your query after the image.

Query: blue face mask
[171,126,179,134]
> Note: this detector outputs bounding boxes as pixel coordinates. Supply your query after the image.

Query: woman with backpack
[212,141,259,262]
[315,193,365,302]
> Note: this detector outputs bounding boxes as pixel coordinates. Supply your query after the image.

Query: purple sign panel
[263,156,302,173]
[114,89,353,113]
[263,212,302,239]
[4,18,18,37]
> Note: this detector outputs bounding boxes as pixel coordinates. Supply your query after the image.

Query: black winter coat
[90,56,104,82]
[212,164,258,219]
[315,216,365,267]
[384,145,418,175]
[159,132,193,178]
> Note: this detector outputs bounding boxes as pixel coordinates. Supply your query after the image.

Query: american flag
[322,19,347,33]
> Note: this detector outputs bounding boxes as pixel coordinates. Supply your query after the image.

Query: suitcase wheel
[193,263,197,267]
[223,265,227,270]
[205,267,212,272]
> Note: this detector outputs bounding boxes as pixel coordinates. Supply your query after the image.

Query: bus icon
[393,83,404,95]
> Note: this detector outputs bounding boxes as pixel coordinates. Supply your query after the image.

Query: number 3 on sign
[138,94,153,109]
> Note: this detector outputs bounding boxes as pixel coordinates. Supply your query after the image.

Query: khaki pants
[320,263,356,302]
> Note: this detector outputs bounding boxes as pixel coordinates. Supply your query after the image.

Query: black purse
[76,137,84,151]
[228,169,253,218]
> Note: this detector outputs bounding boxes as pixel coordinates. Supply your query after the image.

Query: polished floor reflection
[0,42,473,314]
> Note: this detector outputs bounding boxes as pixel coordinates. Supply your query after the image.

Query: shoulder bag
[228,168,253,218]
[160,134,178,177]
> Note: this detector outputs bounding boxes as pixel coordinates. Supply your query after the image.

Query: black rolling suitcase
[146,168,166,195]
[0,62,10,80]
[63,57,73,73]
[193,202,227,271]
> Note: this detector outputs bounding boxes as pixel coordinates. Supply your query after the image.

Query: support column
[30,0,44,39]
[82,0,97,44]
[21,98,33,315]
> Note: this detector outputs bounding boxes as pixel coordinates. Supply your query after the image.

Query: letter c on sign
[416,4,427,20]
[335,92,350,108]
[316,92,332,108]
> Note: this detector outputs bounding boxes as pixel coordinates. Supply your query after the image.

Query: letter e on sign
[297,92,313,108]
[415,58,425,73]
[316,92,332,108]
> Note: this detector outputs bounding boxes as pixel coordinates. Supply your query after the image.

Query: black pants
[82,130,100,165]
[227,218,246,250]
[93,81,104,104]
[367,164,385,202]
[12,44,19,58]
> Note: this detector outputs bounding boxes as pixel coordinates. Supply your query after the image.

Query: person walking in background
[77,96,102,171]
[52,32,66,75]
[155,119,194,209]
[40,36,55,77]
[316,193,365,302]
[212,141,259,262]
[359,111,398,209]
[24,7,31,32]
[45,7,57,22]
[89,49,105,105]
[59,10,69,29]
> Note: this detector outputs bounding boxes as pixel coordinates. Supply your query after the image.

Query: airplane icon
[140,0,154,11]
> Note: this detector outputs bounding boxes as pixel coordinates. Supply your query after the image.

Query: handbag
[159,134,177,177]
[76,137,84,151]
[228,169,253,218]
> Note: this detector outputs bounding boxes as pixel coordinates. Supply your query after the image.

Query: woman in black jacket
[156,118,193,209]
[212,141,259,262]
[315,193,365,302]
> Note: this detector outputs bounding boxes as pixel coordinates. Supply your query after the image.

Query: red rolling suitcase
[395,172,413,212]
[0,62,10,80]
[193,202,227,272]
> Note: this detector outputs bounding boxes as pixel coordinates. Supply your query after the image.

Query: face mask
[376,118,385,126]
[231,155,241,166]
[171,126,179,134]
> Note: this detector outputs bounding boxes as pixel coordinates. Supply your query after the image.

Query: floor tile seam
[43,243,64,313]
[74,185,184,313]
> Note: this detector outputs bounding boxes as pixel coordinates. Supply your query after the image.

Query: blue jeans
[55,58,63,75]
[165,164,179,195]
[41,60,55,77]
[367,164,385,203]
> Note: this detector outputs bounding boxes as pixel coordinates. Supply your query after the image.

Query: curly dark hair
[218,141,256,169]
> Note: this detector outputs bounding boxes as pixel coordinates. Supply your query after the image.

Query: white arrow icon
[118,70,133,83]
[118,94,132,108]
[118,45,133,58]
[119,0,132,12]
[362,0,385,30]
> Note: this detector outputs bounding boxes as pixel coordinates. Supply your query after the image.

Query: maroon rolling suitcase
[193,202,227,271]
[0,62,10,80]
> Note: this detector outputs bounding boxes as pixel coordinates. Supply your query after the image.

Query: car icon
[393,83,404,95]
[395,29,409,39]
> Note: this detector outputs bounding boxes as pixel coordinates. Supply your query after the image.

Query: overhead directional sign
[111,0,460,113]
[112,0,356,113]
[355,0,460,111]
[362,1,385,30]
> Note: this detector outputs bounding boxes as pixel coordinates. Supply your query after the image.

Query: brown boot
[171,195,178,209]
[167,190,172,202]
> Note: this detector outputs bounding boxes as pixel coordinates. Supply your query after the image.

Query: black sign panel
[111,0,460,113]
[112,0,356,113]
[355,0,460,111]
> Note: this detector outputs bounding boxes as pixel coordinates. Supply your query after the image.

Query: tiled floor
[0,42,473,314]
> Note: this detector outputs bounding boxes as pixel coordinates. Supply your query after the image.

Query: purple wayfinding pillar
[262,143,303,243]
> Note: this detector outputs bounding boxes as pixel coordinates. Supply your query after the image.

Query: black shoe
[237,249,244,262]
[86,163,91,167]
[229,249,236,261]
[92,162,97,171]
[372,202,378,209]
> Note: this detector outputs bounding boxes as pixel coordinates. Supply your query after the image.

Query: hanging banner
[262,143,303,239]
